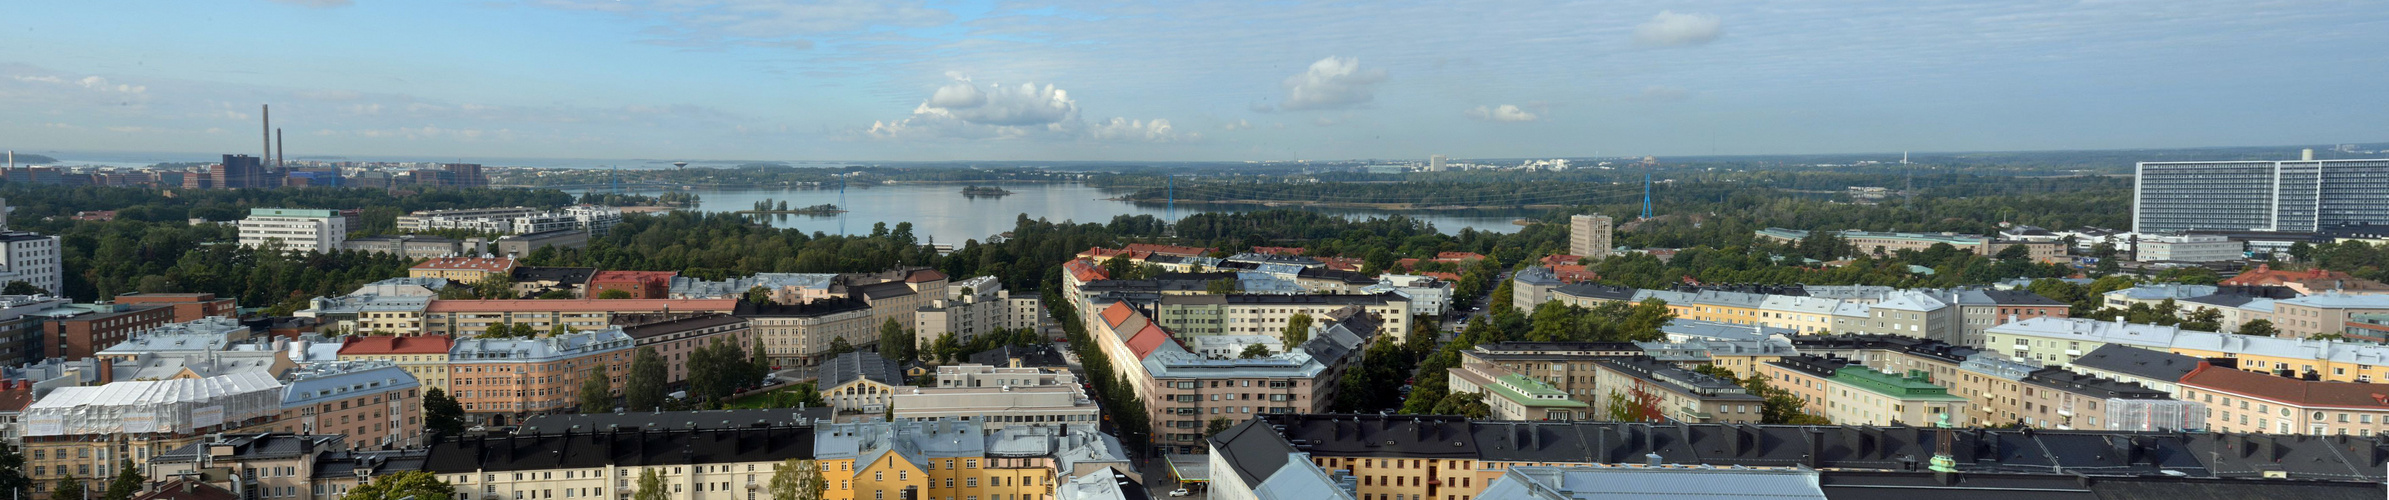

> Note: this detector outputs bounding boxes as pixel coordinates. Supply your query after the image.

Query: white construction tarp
[21,371,283,436]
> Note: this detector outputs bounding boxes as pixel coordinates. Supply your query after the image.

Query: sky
[3,0,2386,163]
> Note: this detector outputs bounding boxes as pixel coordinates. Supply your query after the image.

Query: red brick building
[589,271,678,299]
[40,304,175,359]
[110,293,237,323]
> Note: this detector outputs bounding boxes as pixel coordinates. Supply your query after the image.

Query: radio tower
[1640,171,1654,219]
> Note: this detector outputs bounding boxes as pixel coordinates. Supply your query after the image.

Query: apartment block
[446,328,635,419]
[618,314,754,388]
[420,299,736,336]
[335,335,455,391]
[2133,159,2389,233]
[408,257,518,285]
[238,208,347,253]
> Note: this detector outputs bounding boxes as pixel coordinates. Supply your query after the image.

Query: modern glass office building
[2134,159,2389,233]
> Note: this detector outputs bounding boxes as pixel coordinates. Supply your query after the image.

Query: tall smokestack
[262,104,271,169]
[276,128,285,168]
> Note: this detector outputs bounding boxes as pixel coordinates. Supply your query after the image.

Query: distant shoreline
[1109,197,1565,211]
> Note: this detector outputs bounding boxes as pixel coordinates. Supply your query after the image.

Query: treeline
[0,184,576,235]
[519,211,942,281]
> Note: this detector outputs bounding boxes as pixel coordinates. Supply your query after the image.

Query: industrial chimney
[262,104,272,166]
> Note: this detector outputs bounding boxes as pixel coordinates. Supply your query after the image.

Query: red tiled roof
[1126,322,1171,359]
[2181,361,2389,410]
[1319,257,1364,271]
[338,335,456,355]
[1064,259,1108,282]
[1251,246,1306,256]
[1077,247,1150,260]
[2222,264,2389,290]
[1540,254,1586,267]
[1434,252,1487,262]
[904,269,948,283]
[1421,272,1464,282]
[426,298,737,312]
[1550,265,1597,283]
[411,257,517,272]
[1101,301,1136,328]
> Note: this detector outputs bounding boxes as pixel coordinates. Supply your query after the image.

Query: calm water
[593,183,1530,244]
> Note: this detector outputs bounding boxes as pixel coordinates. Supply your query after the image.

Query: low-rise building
[420,298,736,337]
[1762,355,1967,426]
[238,208,347,253]
[334,335,455,391]
[618,313,755,388]
[36,303,176,359]
[299,293,431,336]
[1153,293,1411,343]
[589,270,677,299]
[508,266,595,298]
[1588,356,1764,423]
[492,228,588,257]
[817,351,907,414]
[915,276,1042,343]
[149,434,355,500]
[407,257,517,284]
[891,383,1100,430]
[109,293,238,323]
[446,328,635,420]
[2137,233,2244,262]
[2065,344,2202,398]
[2180,361,2389,435]
[2016,367,2202,431]
[343,234,480,260]
[741,297,877,366]
[1446,361,1590,421]
[272,362,424,449]
[423,424,814,500]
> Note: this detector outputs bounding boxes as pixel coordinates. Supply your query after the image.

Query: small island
[961,185,1014,197]
[741,199,845,215]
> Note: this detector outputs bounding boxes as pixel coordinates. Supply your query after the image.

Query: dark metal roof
[2069,345,2200,383]
[515,408,833,434]
[733,296,871,317]
[422,425,814,473]
[820,351,905,387]
[618,313,750,340]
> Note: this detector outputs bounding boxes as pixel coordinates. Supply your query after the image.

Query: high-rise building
[214,154,274,189]
[442,163,486,187]
[1570,214,1613,258]
[1428,154,1447,171]
[2133,159,2389,233]
[237,208,348,253]
[0,231,62,295]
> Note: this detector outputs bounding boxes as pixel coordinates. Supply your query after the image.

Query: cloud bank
[868,76,1190,142]
[1269,56,1387,111]
[1634,11,1722,47]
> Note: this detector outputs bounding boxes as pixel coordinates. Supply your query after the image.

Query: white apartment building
[0,232,62,295]
[914,276,1042,342]
[2137,234,2244,262]
[237,208,348,253]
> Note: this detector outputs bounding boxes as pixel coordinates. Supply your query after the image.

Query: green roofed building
[1826,365,1969,426]
[1447,359,1590,421]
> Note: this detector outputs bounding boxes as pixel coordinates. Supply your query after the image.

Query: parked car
[1168,490,1191,497]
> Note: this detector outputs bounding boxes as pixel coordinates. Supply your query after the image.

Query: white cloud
[1272,56,1387,111]
[270,0,355,7]
[77,76,146,94]
[1465,104,1540,122]
[11,75,62,84]
[867,75,1188,142]
[1221,119,1252,131]
[1633,11,1722,47]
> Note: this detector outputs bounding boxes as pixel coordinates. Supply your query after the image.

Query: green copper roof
[1486,373,1590,408]
[1832,367,1967,401]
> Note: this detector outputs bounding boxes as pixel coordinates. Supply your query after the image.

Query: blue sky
[4,0,2385,162]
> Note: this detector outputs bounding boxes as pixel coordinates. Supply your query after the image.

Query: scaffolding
[22,371,283,436]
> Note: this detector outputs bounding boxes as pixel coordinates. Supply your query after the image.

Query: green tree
[2181,307,2225,332]
[930,333,962,364]
[1204,417,1235,437]
[0,281,42,296]
[512,321,540,338]
[481,323,512,339]
[578,365,613,413]
[625,347,668,411]
[2236,319,2279,337]
[1281,313,1314,345]
[549,323,577,337]
[338,471,454,500]
[767,459,827,500]
[51,475,81,500]
[1205,278,1237,294]
[536,289,579,299]
[746,286,774,304]
[749,339,774,384]
[633,468,668,500]
[0,443,24,500]
[1428,391,1491,418]
[598,289,635,299]
[1238,344,1272,358]
[827,337,855,357]
[877,319,915,361]
[422,387,466,437]
[100,460,140,500]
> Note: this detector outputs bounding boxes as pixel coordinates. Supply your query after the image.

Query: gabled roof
[2180,362,2389,410]
[1101,302,1136,328]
